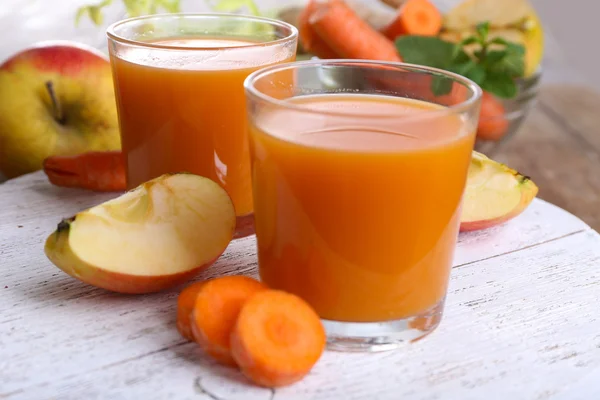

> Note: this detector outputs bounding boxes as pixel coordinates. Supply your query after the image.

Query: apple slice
[44,173,236,294]
[460,152,538,232]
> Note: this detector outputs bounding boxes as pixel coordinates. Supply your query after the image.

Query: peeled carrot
[299,0,339,59]
[42,151,126,192]
[477,91,510,141]
[176,281,206,342]
[309,0,402,62]
[191,275,268,366]
[230,290,326,388]
[381,0,442,40]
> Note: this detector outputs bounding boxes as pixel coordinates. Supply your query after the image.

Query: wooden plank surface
[492,85,600,232]
[1,172,600,400]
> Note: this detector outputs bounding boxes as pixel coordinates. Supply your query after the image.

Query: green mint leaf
[431,75,453,96]
[481,73,518,99]
[476,22,490,42]
[465,64,486,84]
[459,36,479,47]
[506,42,526,56]
[485,50,508,64]
[449,61,486,85]
[489,44,525,77]
[489,37,510,46]
[449,60,476,76]
[453,48,471,64]
[395,36,457,69]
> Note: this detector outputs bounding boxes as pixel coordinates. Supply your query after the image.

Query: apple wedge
[460,152,538,232]
[44,173,236,294]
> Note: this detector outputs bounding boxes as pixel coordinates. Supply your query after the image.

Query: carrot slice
[191,275,268,366]
[298,0,339,59]
[176,281,206,342]
[381,0,442,40]
[477,91,510,141]
[230,290,326,388]
[309,0,402,62]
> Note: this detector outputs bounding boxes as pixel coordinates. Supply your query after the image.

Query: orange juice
[110,38,295,217]
[249,94,475,322]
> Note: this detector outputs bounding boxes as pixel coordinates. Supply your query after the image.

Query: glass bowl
[474,68,542,154]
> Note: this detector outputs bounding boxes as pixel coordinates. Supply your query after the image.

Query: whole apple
[0,40,121,179]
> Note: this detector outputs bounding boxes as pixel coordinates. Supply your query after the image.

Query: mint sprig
[395,22,526,99]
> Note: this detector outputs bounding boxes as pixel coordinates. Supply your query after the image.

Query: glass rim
[244,59,483,119]
[106,12,298,51]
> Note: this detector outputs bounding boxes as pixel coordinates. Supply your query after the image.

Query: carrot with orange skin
[191,276,268,366]
[230,290,326,388]
[176,281,206,342]
[381,0,442,40]
[309,0,402,62]
[477,92,509,141]
[299,0,339,59]
[43,151,126,192]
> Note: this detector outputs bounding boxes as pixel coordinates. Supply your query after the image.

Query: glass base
[323,298,444,352]
[234,213,255,239]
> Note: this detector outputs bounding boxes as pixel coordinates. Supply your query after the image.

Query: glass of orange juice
[245,60,482,351]
[106,14,298,238]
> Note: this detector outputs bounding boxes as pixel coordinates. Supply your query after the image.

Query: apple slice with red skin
[0,40,120,178]
[44,173,236,294]
[460,151,538,232]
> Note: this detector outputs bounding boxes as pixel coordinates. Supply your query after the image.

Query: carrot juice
[107,14,298,237]
[249,93,476,323]
[110,38,294,217]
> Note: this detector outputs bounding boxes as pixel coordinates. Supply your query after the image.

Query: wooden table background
[494,86,600,232]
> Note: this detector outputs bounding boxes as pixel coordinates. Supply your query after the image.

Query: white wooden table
[1,171,600,400]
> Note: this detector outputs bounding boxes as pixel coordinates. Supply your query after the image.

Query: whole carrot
[299,0,339,59]
[43,151,126,192]
[309,0,402,62]
[381,0,442,40]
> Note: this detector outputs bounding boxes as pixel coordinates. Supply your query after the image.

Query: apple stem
[45,81,65,125]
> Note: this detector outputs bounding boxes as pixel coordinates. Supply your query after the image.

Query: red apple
[44,173,236,294]
[0,40,120,179]
[460,151,538,232]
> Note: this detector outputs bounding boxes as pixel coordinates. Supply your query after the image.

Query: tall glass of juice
[245,60,482,351]
[106,14,297,238]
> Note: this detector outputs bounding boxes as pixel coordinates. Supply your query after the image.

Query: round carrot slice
[191,275,268,366]
[230,290,326,388]
[176,281,206,342]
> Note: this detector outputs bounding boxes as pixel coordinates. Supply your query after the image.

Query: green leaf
[489,37,510,46]
[431,75,453,96]
[449,61,486,85]
[459,36,478,47]
[476,22,489,42]
[465,64,487,84]
[490,44,525,77]
[210,0,261,15]
[484,50,508,64]
[75,0,182,25]
[75,0,112,26]
[395,36,457,69]
[481,73,518,99]
[506,42,526,56]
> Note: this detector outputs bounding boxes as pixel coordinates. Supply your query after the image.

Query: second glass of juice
[106,14,298,238]
[245,60,482,351]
